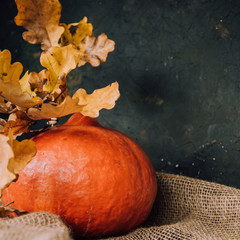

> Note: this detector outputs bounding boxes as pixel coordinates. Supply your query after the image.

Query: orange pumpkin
[2,113,157,238]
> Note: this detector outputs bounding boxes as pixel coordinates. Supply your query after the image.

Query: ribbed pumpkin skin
[2,113,157,238]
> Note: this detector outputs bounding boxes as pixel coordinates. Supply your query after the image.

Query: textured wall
[1,0,240,187]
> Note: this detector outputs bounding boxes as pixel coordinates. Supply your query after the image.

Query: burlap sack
[0,211,71,240]
[1,172,240,240]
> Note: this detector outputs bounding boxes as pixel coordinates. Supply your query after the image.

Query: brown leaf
[27,82,120,120]
[77,33,115,67]
[14,0,64,50]
[0,118,6,132]
[0,97,14,113]
[28,70,68,104]
[28,70,50,99]
[0,201,27,218]
[50,72,69,104]
[3,111,34,136]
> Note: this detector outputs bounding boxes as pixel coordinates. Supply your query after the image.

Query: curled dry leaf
[0,79,41,109]
[0,119,6,132]
[78,33,115,67]
[60,23,73,47]
[0,50,42,110]
[71,17,93,46]
[61,17,93,47]
[27,82,120,120]
[14,0,64,51]
[0,134,37,197]
[50,73,69,104]
[0,97,14,113]
[27,96,83,120]
[27,70,50,99]
[0,201,27,218]
[3,111,34,136]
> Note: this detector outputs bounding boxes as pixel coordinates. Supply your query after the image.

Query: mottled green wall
[1,0,240,187]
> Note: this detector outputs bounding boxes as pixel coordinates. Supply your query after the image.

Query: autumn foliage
[0,0,119,214]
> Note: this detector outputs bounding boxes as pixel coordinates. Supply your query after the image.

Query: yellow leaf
[0,134,36,197]
[60,23,73,46]
[72,17,93,46]
[14,0,64,50]
[8,139,37,174]
[73,81,120,117]
[19,71,34,96]
[27,82,120,120]
[27,96,82,120]
[60,17,92,47]
[0,80,41,109]
[0,50,22,82]
[77,33,115,67]
[40,45,80,93]
[0,50,42,109]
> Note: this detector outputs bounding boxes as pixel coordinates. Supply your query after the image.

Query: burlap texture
[0,211,72,240]
[1,172,240,240]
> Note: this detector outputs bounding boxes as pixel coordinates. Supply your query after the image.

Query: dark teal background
[1,0,240,187]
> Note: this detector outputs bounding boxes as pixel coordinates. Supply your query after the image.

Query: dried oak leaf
[73,82,120,117]
[77,33,115,67]
[0,49,22,80]
[0,50,42,110]
[27,70,50,100]
[60,23,73,47]
[61,17,93,47]
[3,111,34,136]
[50,72,69,104]
[0,201,27,218]
[14,0,64,50]
[0,97,14,113]
[40,45,80,93]
[0,134,37,197]
[27,82,120,120]
[72,17,93,46]
[27,96,84,120]
[0,119,6,132]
